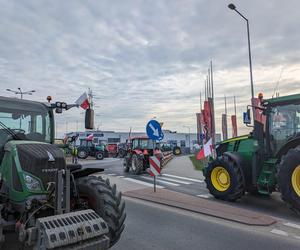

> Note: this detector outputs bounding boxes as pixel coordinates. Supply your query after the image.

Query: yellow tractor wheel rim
[211,166,230,192]
[175,149,180,154]
[292,165,300,197]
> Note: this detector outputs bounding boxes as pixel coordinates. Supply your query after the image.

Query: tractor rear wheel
[173,146,181,156]
[123,157,130,172]
[75,176,126,247]
[278,148,300,214]
[205,155,245,201]
[131,154,143,175]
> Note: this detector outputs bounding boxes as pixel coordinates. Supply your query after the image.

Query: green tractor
[0,96,125,249]
[204,93,300,213]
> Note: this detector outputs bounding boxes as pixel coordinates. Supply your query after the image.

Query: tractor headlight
[24,174,41,191]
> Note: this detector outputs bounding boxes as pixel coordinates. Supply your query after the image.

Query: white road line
[283,222,300,230]
[196,194,212,199]
[107,173,116,176]
[294,235,300,240]
[123,178,164,188]
[140,176,180,186]
[162,174,204,183]
[117,176,124,178]
[270,229,289,237]
[158,176,191,185]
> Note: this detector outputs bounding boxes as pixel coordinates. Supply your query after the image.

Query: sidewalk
[163,155,205,180]
[124,188,276,226]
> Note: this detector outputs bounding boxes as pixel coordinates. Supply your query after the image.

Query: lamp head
[228,3,236,10]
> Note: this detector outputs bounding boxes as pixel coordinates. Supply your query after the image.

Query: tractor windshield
[269,103,300,151]
[0,107,52,147]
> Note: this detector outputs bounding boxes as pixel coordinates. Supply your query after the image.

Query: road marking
[162,174,204,183]
[140,176,179,186]
[283,222,300,230]
[117,175,124,178]
[158,176,191,185]
[107,173,116,176]
[123,178,164,188]
[196,194,212,199]
[270,229,289,237]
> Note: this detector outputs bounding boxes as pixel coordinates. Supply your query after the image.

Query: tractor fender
[223,152,252,186]
[68,164,104,179]
[276,136,300,162]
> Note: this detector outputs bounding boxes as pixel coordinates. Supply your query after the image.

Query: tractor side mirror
[243,108,251,125]
[85,109,94,129]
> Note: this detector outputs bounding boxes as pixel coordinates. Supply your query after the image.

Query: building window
[108,138,120,143]
[180,140,186,147]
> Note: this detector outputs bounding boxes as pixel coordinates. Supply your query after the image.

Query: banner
[231,115,237,138]
[222,114,228,140]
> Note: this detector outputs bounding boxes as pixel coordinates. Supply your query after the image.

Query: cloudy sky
[1,0,300,137]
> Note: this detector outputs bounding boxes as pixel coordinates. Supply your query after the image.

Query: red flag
[75,92,90,110]
[222,114,228,140]
[231,115,237,137]
[196,139,212,160]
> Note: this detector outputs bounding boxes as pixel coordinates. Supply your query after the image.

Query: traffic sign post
[149,156,161,192]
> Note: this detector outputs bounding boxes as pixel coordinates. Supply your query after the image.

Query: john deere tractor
[204,93,300,214]
[0,96,125,249]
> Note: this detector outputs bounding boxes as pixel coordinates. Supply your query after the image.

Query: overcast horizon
[1,0,300,138]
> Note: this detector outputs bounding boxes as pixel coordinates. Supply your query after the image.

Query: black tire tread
[76,176,126,246]
[205,155,245,202]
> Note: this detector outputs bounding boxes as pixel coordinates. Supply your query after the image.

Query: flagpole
[210,61,216,157]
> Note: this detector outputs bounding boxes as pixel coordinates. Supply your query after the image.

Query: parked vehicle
[0,96,125,249]
[77,139,108,160]
[204,93,300,214]
[123,137,162,175]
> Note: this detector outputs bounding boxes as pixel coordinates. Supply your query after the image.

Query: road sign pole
[154,176,156,192]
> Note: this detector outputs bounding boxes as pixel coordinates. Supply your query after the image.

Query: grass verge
[189,155,204,171]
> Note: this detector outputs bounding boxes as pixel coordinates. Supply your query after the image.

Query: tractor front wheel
[95,151,104,160]
[278,148,300,214]
[75,176,126,247]
[205,155,245,201]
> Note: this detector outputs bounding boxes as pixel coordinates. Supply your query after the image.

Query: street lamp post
[6,88,36,99]
[228,3,254,100]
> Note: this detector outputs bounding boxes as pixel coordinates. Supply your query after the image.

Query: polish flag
[86,134,94,141]
[75,92,90,110]
[196,138,213,160]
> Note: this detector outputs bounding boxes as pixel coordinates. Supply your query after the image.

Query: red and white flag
[75,92,90,110]
[86,133,94,141]
[196,138,212,160]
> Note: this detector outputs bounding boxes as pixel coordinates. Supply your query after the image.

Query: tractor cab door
[268,104,300,155]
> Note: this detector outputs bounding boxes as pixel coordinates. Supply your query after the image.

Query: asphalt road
[111,198,300,250]
[83,157,300,223]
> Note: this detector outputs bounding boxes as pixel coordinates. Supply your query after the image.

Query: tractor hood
[5,140,66,190]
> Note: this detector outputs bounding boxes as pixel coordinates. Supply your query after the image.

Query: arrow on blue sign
[146,120,164,141]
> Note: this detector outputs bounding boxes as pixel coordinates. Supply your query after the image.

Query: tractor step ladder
[257,159,277,195]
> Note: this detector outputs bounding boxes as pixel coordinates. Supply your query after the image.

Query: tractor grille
[16,143,66,189]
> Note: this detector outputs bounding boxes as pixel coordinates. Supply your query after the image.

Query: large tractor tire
[123,157,130,172]
[77,148,88,159]
[75,176,126,247]
[131,154,143,175]
[205,155,245,201]
[95,151,104,160]
[173,146,181,156]
[278,148,300,214]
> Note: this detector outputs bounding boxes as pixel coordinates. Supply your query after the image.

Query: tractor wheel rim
[211,166,230,192]
[175,149,180,154]
[292,165,300,197]
[78,151,85,157]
